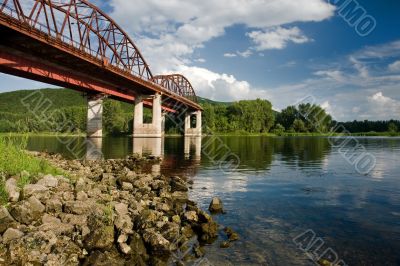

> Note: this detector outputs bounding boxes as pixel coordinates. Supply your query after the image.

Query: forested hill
[0,88,134,114]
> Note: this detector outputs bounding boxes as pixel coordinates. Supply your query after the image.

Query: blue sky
[1,0,399,121]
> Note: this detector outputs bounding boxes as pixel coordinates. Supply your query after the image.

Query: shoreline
[0,152,226,265]
[1,132,399,138]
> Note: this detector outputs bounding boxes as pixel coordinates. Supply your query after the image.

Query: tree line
[0,89,398,135]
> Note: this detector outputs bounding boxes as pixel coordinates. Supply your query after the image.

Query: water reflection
[184,137,202,160]
[132,137,164,158]
[86,138,104,160]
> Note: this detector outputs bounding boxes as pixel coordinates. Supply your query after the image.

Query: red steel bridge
[0,0,203,137]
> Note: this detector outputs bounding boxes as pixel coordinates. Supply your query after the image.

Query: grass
[0,135,64,205]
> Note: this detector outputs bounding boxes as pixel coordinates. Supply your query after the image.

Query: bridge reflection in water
[85,137,202,177]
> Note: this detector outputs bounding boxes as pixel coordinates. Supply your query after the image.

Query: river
[21,135,400,265]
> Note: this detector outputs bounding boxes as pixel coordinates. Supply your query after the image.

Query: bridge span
[0,0,202,138]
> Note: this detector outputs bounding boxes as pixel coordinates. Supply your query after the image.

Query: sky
[1,0,399,121]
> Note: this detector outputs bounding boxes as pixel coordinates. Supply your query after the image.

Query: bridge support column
[133,93,164,137]
[87,94,104,138]
[184,111,202,137]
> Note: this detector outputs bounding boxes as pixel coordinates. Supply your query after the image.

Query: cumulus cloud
[247,27,311,50]
[366,92,400,119]
[177,66,268,101]
[388,60,400,72]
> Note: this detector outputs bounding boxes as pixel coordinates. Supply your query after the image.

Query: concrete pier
[87,94,103,138]
[184,111,202,137]
[133,94,163,137]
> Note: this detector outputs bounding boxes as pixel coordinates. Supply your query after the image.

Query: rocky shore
[0,152,222,265]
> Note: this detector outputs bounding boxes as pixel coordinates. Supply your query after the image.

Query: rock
[172,215,181,224]
[220,241,230,248]
[76,191,88,201]
[22,184,48,199]
[42,214,61,224]
[224,227,239,241]
[129,231,148,261]
[171,191,189,202]
[83,249,125,266]
[170,177,188,192]
[5,178,20,202]
[38,221,74,236]
[2,228,24,243]
[117,234,128,243]
[64,200,93,215]
[36,175,59,188]
[114,202,128,216]
[200,221,218,242]
[208,197,224,214]
[114,214,133,234]
[122,182,134,191]
[184,211,198,223]
[119,243,131,254]
[85,225,114,250]
[10,197,44,224]
[60,214,88,226]
[28,196,45,214]
[143,229,171,255]
[0,206,16,233]
[46,198,63,213]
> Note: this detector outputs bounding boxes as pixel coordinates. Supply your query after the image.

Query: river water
[22,136,400,265]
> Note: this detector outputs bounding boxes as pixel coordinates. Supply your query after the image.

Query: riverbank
[2,131,399,138]
[0,150,224,265]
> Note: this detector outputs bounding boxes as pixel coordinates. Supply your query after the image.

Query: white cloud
[178,66,267,101]
[388,60,400,72]
[366,92,400,120]
[247,26,311,50]
[223,53,237,58]
[224,50,253,58]
[107,0,334,92]
[195,58,206,63]
[237,50,253,58]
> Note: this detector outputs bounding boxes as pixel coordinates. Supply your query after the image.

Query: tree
[276,106,298,130]
[272,123,285,135]
[292,119,307,133]
[388,122,398,133]
[103,100,125,135]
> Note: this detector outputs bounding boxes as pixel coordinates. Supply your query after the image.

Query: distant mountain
[0,88,136,114]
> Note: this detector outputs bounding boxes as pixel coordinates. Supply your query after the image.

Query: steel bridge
[0,0,202,137]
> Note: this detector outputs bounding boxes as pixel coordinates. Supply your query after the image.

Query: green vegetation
[0,136,63,205]
[201,99,275,133]
[0,88,399,136]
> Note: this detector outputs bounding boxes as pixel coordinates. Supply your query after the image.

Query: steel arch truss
[0,0,153,79]
[152,74,197,103]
